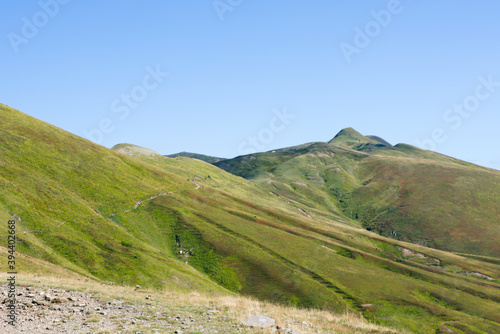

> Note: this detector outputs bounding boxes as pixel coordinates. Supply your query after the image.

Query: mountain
[1,106,499,333]
[328,127,379,145]
[111,143,161,158]
[215,127,500,258]
[165,151,225,164]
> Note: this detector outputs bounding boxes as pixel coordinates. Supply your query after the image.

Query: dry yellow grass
[14,273,403,333]
[177,292,403,333]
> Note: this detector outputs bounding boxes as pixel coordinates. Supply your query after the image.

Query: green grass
[215,129,500,258]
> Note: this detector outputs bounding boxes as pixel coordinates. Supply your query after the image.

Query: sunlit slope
[144,155,500,333]
[215,128,500,258]
[0,103,227,292]
[346,155,500,256]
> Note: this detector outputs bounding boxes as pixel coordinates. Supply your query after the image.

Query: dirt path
[132,179,201,210]
[4,179,245,238]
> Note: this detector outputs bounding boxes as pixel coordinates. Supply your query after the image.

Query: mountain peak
[328,128,394,150]
[328,127,373,145]
[111,143,160,158]
[332,127,364,139]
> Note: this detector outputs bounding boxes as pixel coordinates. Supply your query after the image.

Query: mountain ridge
[214,128,500,258]
[165,151,225,163]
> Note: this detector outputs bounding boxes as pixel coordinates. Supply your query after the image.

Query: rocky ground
[0,279,396,334]
[0,285,254,334]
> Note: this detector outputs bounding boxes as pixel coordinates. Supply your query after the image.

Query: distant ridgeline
[165,151,225,164]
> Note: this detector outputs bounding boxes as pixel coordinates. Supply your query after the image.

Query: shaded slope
[366,135,393,147]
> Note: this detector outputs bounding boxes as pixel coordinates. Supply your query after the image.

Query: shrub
[121,241,132,248]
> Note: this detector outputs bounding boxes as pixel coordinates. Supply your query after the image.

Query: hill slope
[1,106,499,333]
[215,128,500,258]
[0,104,225,292]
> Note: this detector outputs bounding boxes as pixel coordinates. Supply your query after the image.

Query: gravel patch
[0,285,251,333]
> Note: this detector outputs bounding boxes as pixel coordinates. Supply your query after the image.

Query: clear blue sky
[1,1,499,169]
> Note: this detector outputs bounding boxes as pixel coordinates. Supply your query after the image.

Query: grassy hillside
[215,128,500,258]
[0,104,227,292]
[1,105,499,333]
